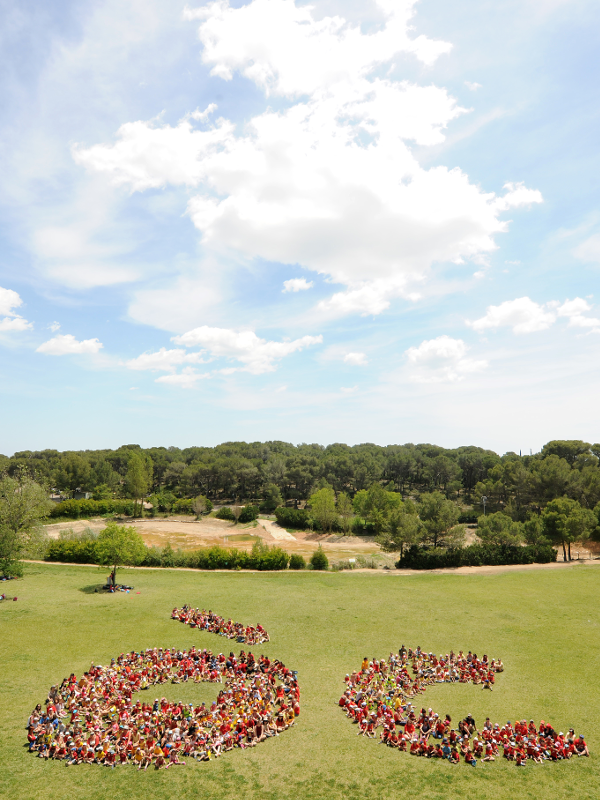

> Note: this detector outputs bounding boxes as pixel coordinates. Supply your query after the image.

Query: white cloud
[0,286,33,332]
[172,325,322,373]
[469,297,556,334]
[125,347,209,372]
[185,0,453,95]
[492,182,543,212]
[574,233,600,264]
[405,335,487,382]
[343,352,368,366]
[75,0,542,318]
[50,321,61,332]
[557,298,600,332]
[282,277,314,293]
[36,334,103,355]
[469,295,600,335]
[0,316,32,332]
[465,81,482,91]
[0,287,23,317]
[155,367,211,388]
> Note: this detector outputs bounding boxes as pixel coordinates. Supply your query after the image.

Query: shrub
[396,542,557,570]
[274,507,309,529]
[215,507,235,521]
[49,499,135,519]
[289,553,306,570]
[458,512,479,524]
[238,505,259,524]
[310,546,329,571]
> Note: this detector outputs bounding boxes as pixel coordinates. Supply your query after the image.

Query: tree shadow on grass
[80,584,106,594]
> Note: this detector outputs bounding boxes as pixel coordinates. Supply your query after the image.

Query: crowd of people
[172,606,270,644]
[339,646,589,766]
[27,645,300,768]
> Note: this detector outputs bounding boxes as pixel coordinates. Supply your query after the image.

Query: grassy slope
[1,563,599,800]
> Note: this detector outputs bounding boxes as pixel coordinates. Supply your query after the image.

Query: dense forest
[3,439,600,517]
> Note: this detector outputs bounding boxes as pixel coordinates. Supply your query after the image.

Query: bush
[458,512,479,524]
[49,499,135,519]
[397,542,557,570]
[215,506,236,521]
[289,553,306,570]
[310,546,329,571]
[274,507,309,529]
[238,505,259,524]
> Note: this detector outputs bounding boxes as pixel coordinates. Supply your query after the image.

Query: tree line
[2,439,600,576]
[4,439,600,512]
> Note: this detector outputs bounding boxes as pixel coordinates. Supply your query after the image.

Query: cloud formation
[125,347,209,372]
[0,286,32,332]
[74,0,542,319]
[172,325,322,374]
[469,296,600,334]
[36,334,103,355]
[405,335,487,382]
[282,278,313,293]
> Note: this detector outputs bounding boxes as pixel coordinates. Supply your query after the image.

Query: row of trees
[5,439,600,514]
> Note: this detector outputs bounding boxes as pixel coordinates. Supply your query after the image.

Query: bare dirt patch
[45,515,386,562]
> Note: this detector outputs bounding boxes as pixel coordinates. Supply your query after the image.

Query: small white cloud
[155,367,211,388]
[189,103,218,121]
[473,270,485,279]
[282,278,314,293]
[0,286,24,317]
[125,347,209,372]
[0,316,32,332]
[0,286,32,332]
[340,386,358,394]
[50,321,61,332]
[505,259,521,265]
[275,384,287,392]
[36,333,103,355]
[343,352,368,366]
[172,325,322,374]
[405,335,487,382]
[557,298,600,332]
[469,297,556,334]
[493,182,543,212]
[465,81,482,91]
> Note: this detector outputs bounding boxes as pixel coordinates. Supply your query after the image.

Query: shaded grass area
[1,563,600,800]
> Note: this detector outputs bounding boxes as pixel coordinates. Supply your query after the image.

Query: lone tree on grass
[0,474,53,577]
[96,522,146,585]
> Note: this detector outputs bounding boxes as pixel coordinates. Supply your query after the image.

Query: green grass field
[1,563,599,800]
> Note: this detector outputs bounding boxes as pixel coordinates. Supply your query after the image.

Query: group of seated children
[27,645,299,768]
[339,646,589,766]
[172,605,270,644]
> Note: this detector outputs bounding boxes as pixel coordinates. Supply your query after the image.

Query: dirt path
[24,557,600,577]
[258,520,296,541]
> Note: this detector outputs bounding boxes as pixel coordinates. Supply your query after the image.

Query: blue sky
[1,0,599,455]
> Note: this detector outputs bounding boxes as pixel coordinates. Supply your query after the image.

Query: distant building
[72,489,93,500]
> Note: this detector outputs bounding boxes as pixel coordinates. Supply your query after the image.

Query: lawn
[1,562,599,800]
